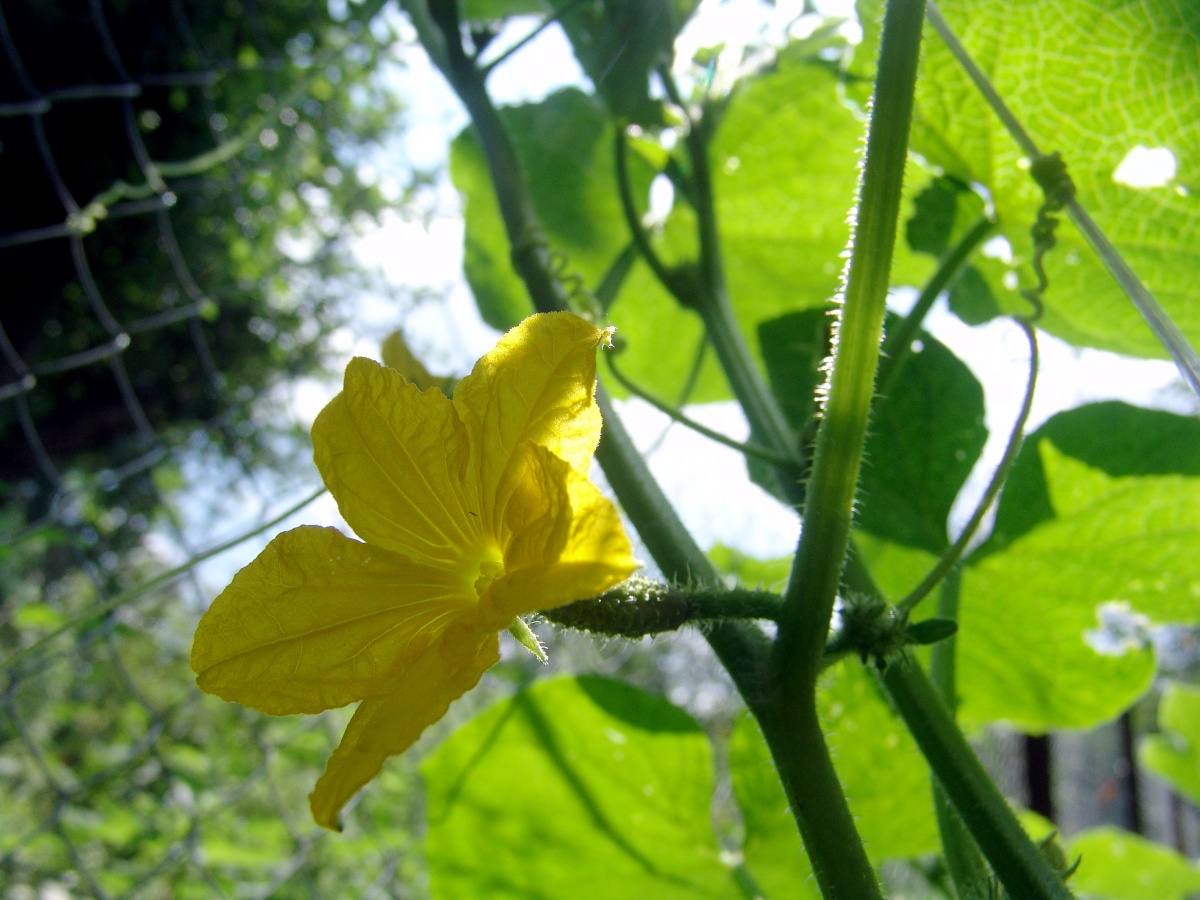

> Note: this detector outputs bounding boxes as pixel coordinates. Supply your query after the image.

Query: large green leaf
[607,58,874,404]
[757,307,831,439]
[1068,827,1200,900]
[958,444,1200,730]
[1138,682,1200,806]
[986,402,1200,556]
[757,307,986,552]
[551,0,696,126]
[859,318,987,554]
[728,661,939,896]
[423,676,742,899]
[451,88,659,330]
[914,0,1200,357]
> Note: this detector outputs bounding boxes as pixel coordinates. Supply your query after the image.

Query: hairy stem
[930,571,993,900]
[544,577,782,638]
[777,0,925,691]
[758,696,883,899]
[881,657,1073,900]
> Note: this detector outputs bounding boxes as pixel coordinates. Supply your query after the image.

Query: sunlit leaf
[914,0,1200,357]
[985,402,1200,556]
[1139,682,1200,806]
[757,307,986,551]
[1069,827,1200,900]
[423,676,743,898]
[958,444,1200,730]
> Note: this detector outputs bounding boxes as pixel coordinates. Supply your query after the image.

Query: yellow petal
[313,357,481,569]
[488,443,638,621]
[452,312,607,539]
[381,329,456,395]
[309,626,500,830]
[191,526,477,715]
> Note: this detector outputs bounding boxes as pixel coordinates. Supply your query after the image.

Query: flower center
[470,544,505,599]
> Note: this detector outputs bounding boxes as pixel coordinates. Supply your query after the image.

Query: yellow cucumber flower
[191,312,638,830]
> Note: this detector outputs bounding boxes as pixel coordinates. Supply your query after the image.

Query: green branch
[757,3,928,896]
[881,657,1074,900]
[613,129,681,298]
[544,576,782,637]
[415,0,773,711]
[929,570,993,900]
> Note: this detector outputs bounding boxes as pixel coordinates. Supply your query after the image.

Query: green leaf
[914,0,1200,357]
[710,61,862,324]
[728,661,939,895]
[958,444,1200,730]
[756,307,987,553]
[906,175,986,257]
[860,316,987,554]
[451,88,658,330]
[986,402,1200,556]
[707,543,791,591]
[460,0,544,20]
[1068,827,1200,900]
[551,0,696,126]
[948,263,1003,326]
[757,307,831,439]
[423,676,743,899]
[1139,682,1200,805]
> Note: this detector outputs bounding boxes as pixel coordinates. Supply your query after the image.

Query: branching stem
[605,352,801,470]
[897,318,1038,615]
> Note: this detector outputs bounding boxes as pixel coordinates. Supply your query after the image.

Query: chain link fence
[0,1,430,896]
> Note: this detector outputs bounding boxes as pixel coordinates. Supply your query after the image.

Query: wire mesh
[0,1,420,896]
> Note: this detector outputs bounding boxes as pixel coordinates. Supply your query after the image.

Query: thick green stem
[930,571,993,900]
[881,657,1073,899]
[760,3,926,896]
[758,696,883,899]
[413,1,775,710]
[777,0,926,690]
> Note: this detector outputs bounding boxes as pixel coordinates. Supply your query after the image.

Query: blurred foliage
[4,0,1200,896]
[0,0,403,548]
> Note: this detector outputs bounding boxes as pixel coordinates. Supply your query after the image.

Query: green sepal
[905,618,959,646]
[507,616,548,663]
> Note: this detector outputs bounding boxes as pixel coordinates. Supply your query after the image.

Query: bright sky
[186,0,1195,592]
